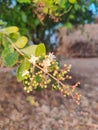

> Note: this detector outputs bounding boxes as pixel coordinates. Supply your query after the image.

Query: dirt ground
[0,58,98,130]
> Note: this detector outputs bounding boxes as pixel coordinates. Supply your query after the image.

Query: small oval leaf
[3,52,18,67]
[35,43,46,57]
[5,26,19,34]
[1,45,14,58]
[15,36,28,48]
[21,45,37,56]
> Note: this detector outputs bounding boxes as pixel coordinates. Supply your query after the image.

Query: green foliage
[21,45,37,56]
[35,43,46,57]
[17,0,31,3]
[17,59,30,81]
[0,0,96,47]
[3,52,18,67]
[5,26,19,34]
[68,0,77,4]
[1,45,14,58]
[21,43,46,57]
[15,36,28,48]
[1,44,18,67]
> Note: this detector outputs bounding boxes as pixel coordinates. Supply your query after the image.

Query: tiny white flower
[43,58,51,67]
[48,52,56,61]
[42,58,51,73]
[22,70,29,77]
[29,55,39,65]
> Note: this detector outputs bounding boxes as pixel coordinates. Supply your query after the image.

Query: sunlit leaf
[15,36,28,49]
[68,0,77,4]
[35,43,46,57]
[5,26,19,34]
[21,45,37,56]
[17,0,31,3]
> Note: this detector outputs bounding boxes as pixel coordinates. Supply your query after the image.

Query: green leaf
[43,7,48,14]
[34,86,43,91]
[21,45,37,56]
[17,59,30,81]
[74,4,81,10]
[69,14,75,20]
[35,43,46,57]
[1,38,10,48]
[10,32,20,41]
[17,0,31,3]
[21,11,27,23]
[1,45,14,58]
[68,0,77,4]
[5,26,19,34]
[58,0,66,8]
[35,75,42,83]
[3,52,18,67]
[15,36,28,49]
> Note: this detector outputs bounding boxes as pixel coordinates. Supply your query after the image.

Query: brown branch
[5,36,25,57]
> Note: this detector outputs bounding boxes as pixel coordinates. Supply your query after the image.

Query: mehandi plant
[0,26,80,104]
[0,0,81,104]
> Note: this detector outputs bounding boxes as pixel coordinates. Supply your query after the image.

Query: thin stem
[58,6,73,17]
[5,35,25,57]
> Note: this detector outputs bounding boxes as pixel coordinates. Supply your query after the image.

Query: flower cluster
[28,55,39,65]
[22,53,81,104]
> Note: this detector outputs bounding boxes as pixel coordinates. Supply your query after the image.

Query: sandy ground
[0,58,98,130]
